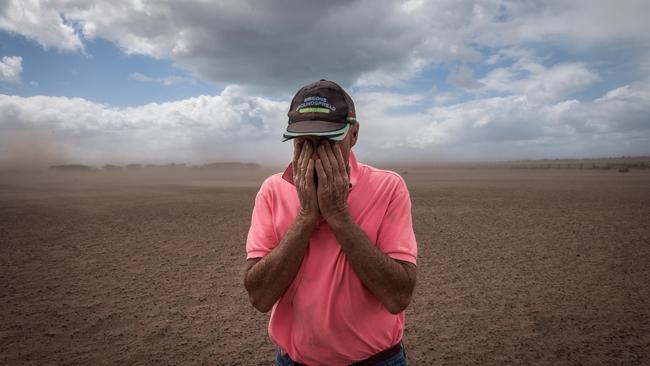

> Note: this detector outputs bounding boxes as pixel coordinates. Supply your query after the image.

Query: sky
[1,0,649,168]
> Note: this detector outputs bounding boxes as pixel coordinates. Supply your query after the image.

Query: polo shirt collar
[282,150,360,188]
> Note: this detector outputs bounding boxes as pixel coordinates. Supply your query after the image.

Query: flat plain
[1,166,649,365]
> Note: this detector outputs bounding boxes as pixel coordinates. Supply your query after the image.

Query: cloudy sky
[1,0,649,167]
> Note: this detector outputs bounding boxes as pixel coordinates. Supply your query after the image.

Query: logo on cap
[296,96,337,114]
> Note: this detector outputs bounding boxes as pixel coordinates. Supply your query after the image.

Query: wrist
[325,210,353,228]
[296,211,319,229]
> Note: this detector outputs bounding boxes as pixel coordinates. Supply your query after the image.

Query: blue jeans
[274,347,408,366]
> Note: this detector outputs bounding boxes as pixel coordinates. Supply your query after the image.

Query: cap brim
[282,123,349,142]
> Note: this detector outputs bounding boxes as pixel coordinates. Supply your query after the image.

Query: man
[244,80,417,365]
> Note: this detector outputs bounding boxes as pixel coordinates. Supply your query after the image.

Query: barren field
[1,167,649,365]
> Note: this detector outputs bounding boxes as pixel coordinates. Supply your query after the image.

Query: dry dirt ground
[1,168,649,365]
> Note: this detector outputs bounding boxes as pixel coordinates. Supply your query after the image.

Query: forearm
[328,213,416,314]
[244,215,316,312]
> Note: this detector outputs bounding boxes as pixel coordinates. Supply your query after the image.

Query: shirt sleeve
[376,176,418,265]
[246,180,278,259]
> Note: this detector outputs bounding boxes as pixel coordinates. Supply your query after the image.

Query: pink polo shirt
[246,151,417,365]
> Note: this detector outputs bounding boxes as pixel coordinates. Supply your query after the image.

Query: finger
[324,141,342,177]
[296,141,305,168]
[315,158,327,186]
[291,143,304,182]
[292,140,302,172]
[305,158,315,189]
[333,144,348,179]
[300,141,312,173]
[317,144,334,179]
[295,142,306,183]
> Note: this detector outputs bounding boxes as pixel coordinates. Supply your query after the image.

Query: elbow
[385,293,413,314]
[385,262,417,314]
[249,295,274,313]
[244,277,273,313]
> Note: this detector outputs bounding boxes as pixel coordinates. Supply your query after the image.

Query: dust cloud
[0,130,71,172]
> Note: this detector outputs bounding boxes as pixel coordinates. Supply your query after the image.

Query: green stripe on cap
[299,107,330,114]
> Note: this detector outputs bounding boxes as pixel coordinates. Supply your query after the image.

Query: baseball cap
[283,79,357,142]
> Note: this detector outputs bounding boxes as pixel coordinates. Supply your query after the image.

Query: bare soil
[1,168,649,365]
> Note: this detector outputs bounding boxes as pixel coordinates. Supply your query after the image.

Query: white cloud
[346,90,424,158]
[596,84,650,103]
[0,1,621,91]
[477,61,600,102]
[447,66,484,90]
[1,80,649,167]
[1,1,649,164]
[471,0,650,46]
[399,81,650,160]
[58,0,444,90]
[0,56,23,83]
[130,72,192,86]
[0,87,289,167]
[354,57,428,88]
[0,1,648,92]
[406,95,539,148]
[0,0,84,52]
[331,81,650,162]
